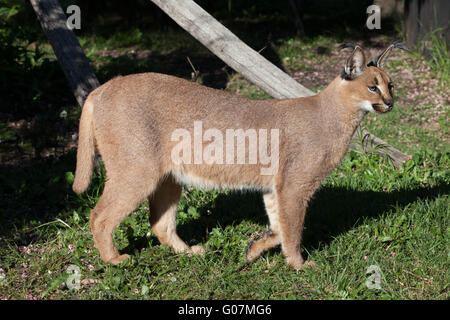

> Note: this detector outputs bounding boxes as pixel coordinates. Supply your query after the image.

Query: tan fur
[72,93,95,194]
[73,46,395,269]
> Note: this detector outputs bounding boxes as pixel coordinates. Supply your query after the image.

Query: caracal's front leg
[246,192,281,263]
[275,179,319,270]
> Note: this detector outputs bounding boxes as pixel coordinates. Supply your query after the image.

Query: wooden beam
[150,0,314,99]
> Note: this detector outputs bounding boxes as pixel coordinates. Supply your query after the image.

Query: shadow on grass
[173,181,449,256]
[1,149,447,261]
[0,152,83,244]
[120,180,449,258]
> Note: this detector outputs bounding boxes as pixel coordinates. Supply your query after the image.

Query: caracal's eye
[368,86,378,92]
[388,83,394,94]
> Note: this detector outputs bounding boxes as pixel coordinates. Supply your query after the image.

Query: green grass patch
[1,144,448,299]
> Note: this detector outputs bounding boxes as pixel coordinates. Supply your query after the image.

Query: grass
[420,28,449,90]
[1,148,448,299]
[0,18,449,300]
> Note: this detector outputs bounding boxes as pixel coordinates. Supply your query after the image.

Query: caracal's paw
[301,260,318,271]
[188,245,205,256]
[107,254,130,265]
[245,243,261,263]
[290,260,317,271]
[287,256,317,271]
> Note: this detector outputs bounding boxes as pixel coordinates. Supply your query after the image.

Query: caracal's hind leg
[246,191,281,263]
[90,176,157,265]
[149,175,204,255]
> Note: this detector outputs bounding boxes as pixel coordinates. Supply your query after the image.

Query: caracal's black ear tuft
[340,44,366,80]
[339,43,359,51]
[367,40,410,68]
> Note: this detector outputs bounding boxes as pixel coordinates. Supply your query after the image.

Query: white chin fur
[358,101,375,113]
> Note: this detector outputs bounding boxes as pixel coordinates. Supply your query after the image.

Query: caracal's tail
[73,95,96,194]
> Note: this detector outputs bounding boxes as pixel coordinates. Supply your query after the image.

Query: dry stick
[272,289,303,297]
[402,269,432,284]
[186,56,200,82]
[150,0,410,167]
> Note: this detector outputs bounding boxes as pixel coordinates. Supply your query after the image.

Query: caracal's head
[339,42,408,114]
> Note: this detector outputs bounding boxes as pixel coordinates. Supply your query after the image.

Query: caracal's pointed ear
[367,41,409,68]
[340,43,366,80]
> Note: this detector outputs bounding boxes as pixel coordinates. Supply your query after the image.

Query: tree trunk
[150,0,410,166]
[288,0,305,35]
[29,0,100,106]
[404,0,449,49]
